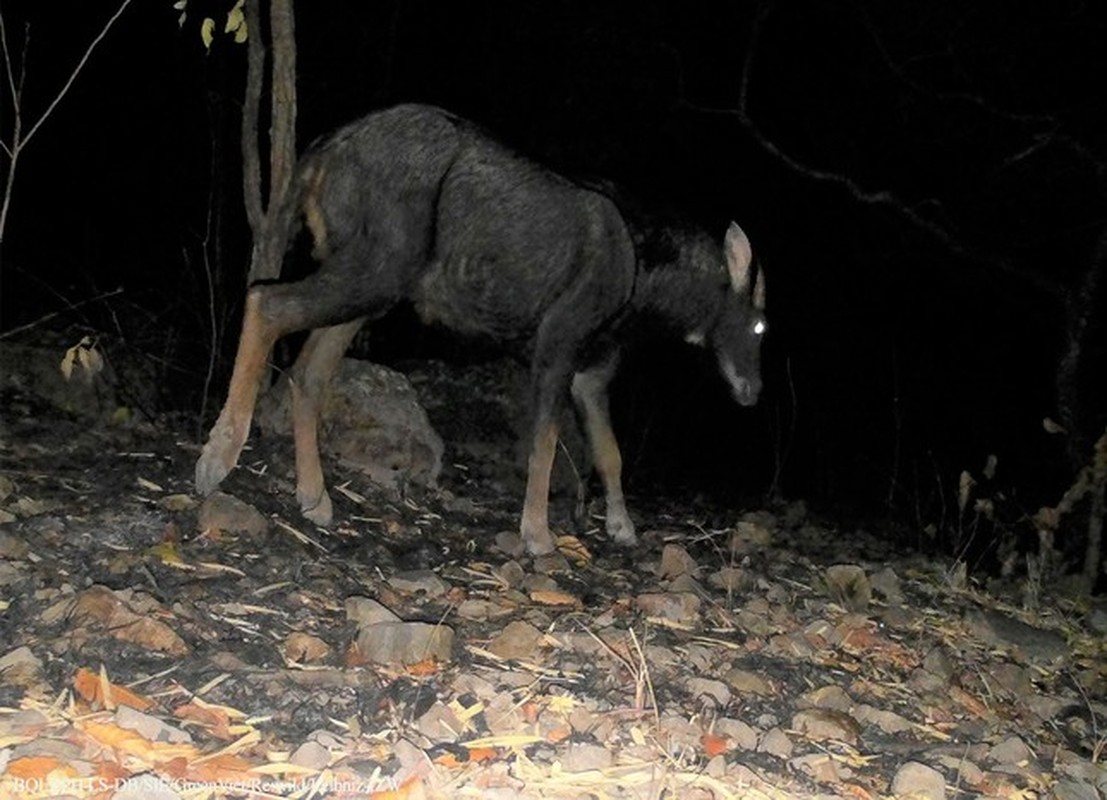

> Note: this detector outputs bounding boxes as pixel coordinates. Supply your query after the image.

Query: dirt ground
[0,339,1105,800]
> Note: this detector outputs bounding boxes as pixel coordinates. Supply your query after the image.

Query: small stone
[715,718,759,751]
[355,621,454,665]
[854,704,914,734]
[792,709,861,745]
[825,564,871,611]
[921,647,955,680]
[686,678,731,708]
[495,560,526,588]
[659,543,698,579]
[290,740,330,770]
[708,567,754,593]
[415,701,464,743]
[988,735,1032,767]
[729,520,773,554]
[116,706,192,744]
[282,632,332,664]
[1052,780,1100,800]
[559,742,613,773]
[791,752,842,784]
[495,531,525,557]
[635,592,701,627]
[388,569,451,598]
[486,620,545,661]
[757,727,793,759]
[799,684,853,711]
[345,596,401,625]
[870,566,904,603]
[197,491,268,536]
[0,646,43,688]
[724,667,774,697]
[891,761,946,800]
[657,714,703,755]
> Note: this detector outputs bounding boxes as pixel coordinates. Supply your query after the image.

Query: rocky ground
[0,337,1105,800]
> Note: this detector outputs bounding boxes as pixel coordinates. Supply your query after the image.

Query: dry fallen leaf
[4,755,75,781]
[406,658,442,677]
[173,700,235,740]
[555,534,592,566]
[73,667,156,712]
[528,589,581,609]
[701,732,730,758]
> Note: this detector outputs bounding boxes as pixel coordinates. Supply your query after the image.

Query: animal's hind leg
[289,318,366,525]
[196,287,283,496]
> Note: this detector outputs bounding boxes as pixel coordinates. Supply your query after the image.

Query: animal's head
[688,222,766,406]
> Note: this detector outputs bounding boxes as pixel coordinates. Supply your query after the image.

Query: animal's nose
[731,376,761,406]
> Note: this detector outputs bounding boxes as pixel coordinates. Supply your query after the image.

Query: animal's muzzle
[730,376,761,406]
[720,358,761,406]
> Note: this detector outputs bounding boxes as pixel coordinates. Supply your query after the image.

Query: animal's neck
[633,263,719,337]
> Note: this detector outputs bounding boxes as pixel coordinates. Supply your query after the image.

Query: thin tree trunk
[241,0,297,285]
[1056,225,1106,469]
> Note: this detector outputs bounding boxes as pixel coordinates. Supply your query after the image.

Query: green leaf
[233,19,248,44]
[225,6,244,34]
[200,17,215,49]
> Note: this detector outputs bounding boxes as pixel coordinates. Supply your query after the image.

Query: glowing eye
[753,320,766,335]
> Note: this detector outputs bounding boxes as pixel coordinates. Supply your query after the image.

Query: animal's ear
[725,222,753,293]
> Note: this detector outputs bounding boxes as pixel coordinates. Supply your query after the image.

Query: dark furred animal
[195,104,767,554]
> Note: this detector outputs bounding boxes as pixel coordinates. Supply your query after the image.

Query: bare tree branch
[267,0,296,221]
[241,0,264,237]
[703,0,1066,300]
[0,0,133,246]
[17,0,134,150]
[242,0,297,284]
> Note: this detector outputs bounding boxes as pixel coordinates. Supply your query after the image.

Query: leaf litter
[0,364,1105,799]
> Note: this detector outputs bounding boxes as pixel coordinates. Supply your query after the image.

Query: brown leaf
[118,616,190,657]
[174,700,233,740]
[701,732,730,758]
[406,658,442,677]
[555,535,592,566]
[72,667,156,712]
[5,755,73,780]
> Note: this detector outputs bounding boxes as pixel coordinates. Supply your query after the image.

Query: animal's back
[298,105,633,341]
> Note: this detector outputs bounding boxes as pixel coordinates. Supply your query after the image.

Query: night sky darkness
[2,1,1104,560]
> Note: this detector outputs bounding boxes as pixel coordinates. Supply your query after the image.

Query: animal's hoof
[301,491,334,527]
[523,527,557,556]
[607,513,638,547]
[195,452,230,496]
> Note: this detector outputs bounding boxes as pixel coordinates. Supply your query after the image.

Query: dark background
[2,1,1104,567]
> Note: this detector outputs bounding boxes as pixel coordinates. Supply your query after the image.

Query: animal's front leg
[520,416,559,555]
[196,288,279,495]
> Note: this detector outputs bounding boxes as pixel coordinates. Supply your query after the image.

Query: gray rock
[257,359,443,489]
[891,761,946,800]
[197,491,268,536]
[825,564,871,611]
[355,621,454,665]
